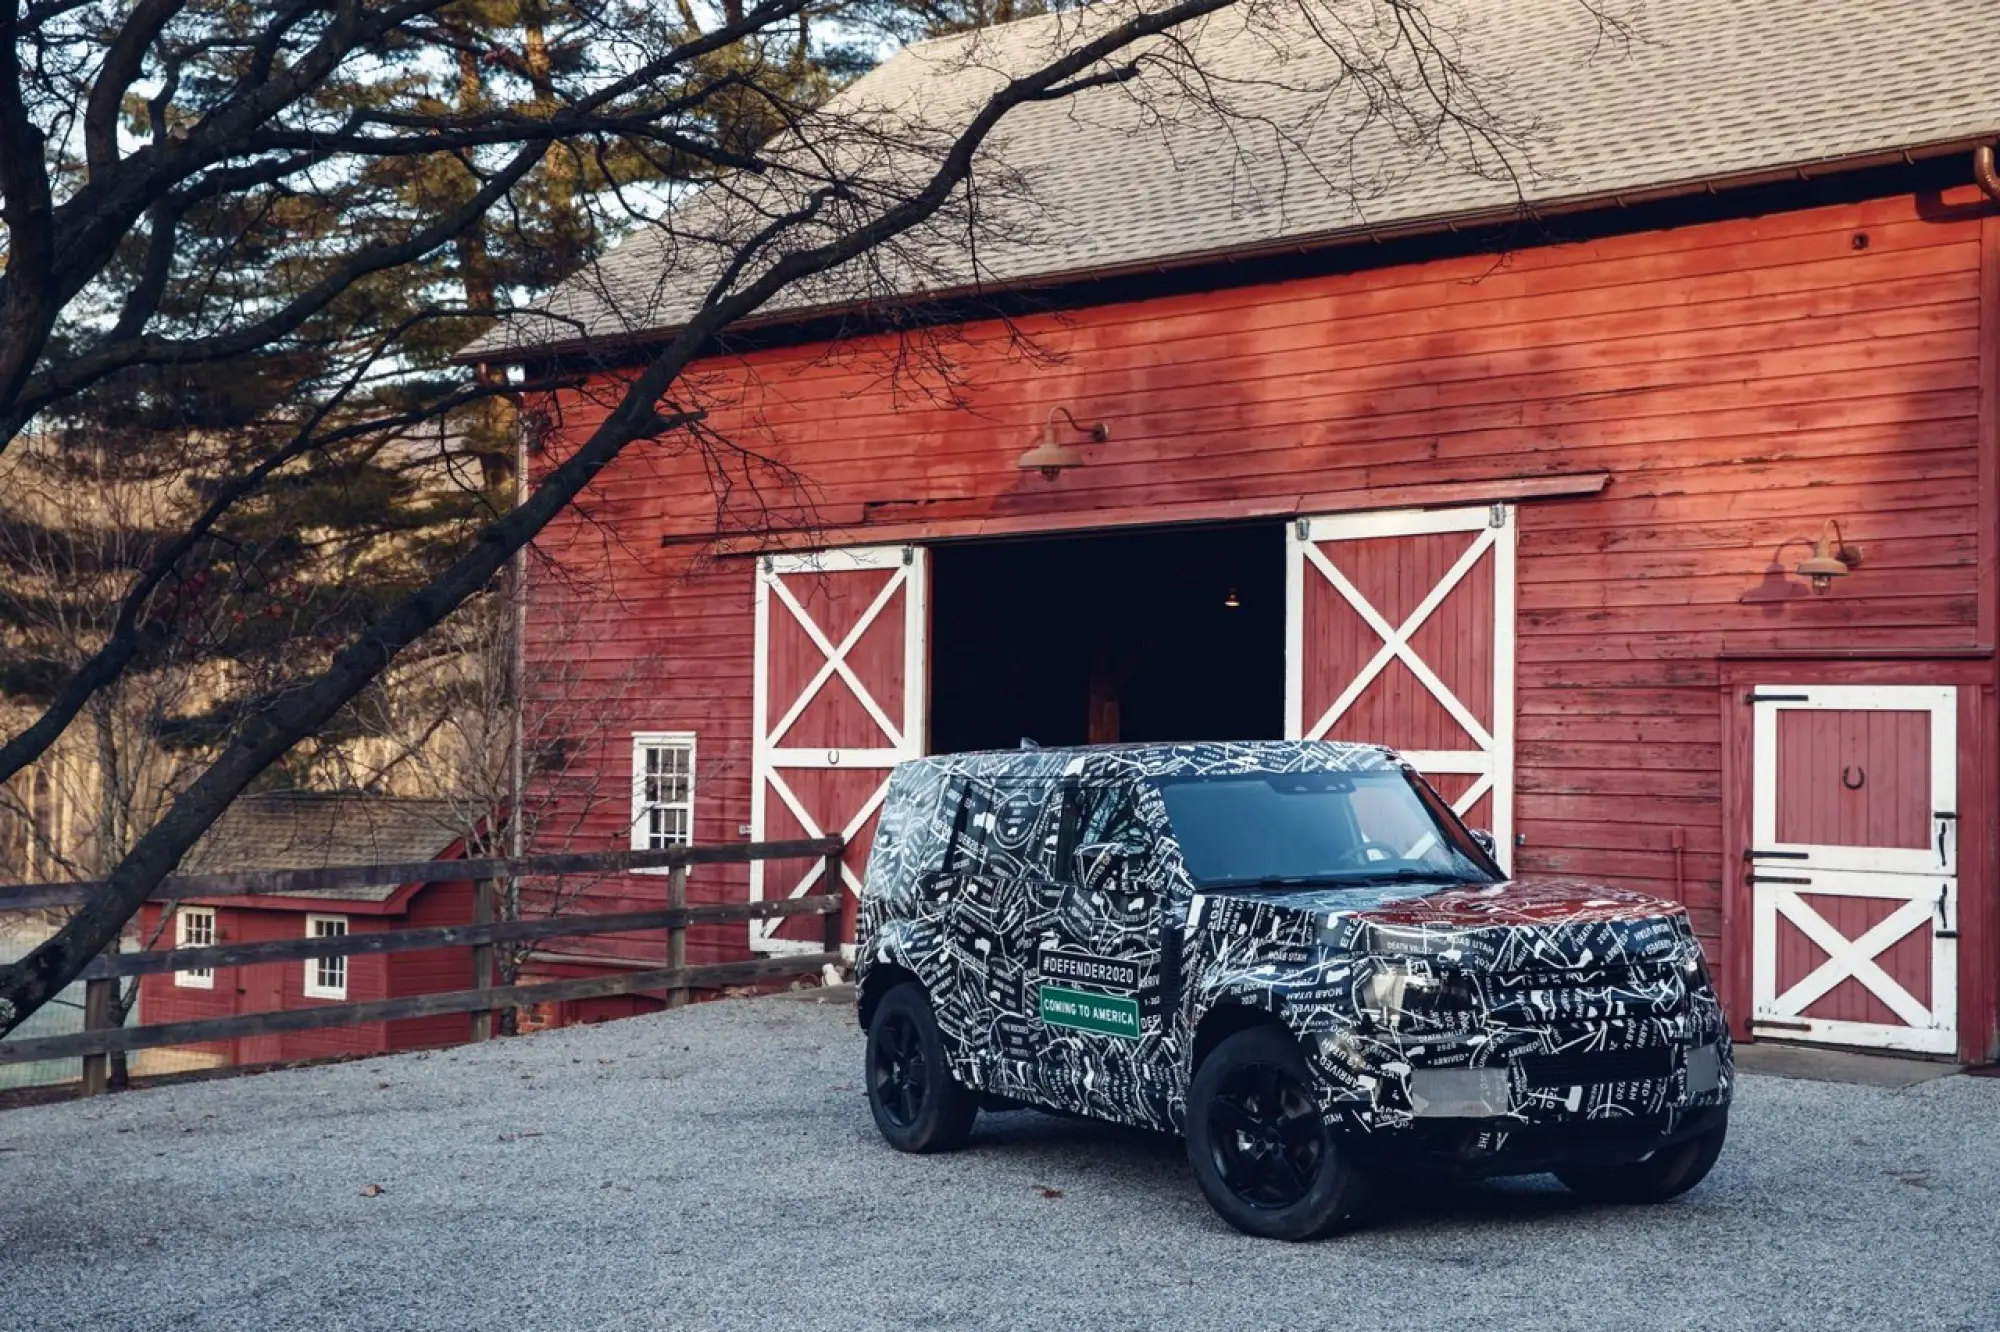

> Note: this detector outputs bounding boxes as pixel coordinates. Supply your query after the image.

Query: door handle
[1936,811,1957,867]
[1936,882,1958,940]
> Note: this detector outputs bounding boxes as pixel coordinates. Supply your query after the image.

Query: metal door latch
[1928,880,1960,932]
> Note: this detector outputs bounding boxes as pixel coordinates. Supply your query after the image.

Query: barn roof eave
[456,133,1998,370]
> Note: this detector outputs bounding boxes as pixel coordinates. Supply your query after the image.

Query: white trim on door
[1284,505,1515,873]
[749,545,927,954]
[1747,683,1957,1055]
[1750,684,1957,876]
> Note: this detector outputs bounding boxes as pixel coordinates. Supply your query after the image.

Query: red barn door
[750,546,927,952]
[1285,506,1515,872]
[1749,685,1957,1054]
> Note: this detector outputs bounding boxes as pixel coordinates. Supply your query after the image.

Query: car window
[1053,782,1152,894]
[1154,768,1497,890]
[1048,782,1158,927]
[945,778,1062,879]
[1348,780,1442,857]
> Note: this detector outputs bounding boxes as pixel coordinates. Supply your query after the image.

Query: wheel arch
[1190,999,1307,1075]
[858,960,922,1031]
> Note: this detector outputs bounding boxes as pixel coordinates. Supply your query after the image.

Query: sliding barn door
[1285,506,1515,872]
[750,546,927,953]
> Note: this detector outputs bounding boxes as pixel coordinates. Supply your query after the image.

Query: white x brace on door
[750,545,927,953]
[1285,505,1515,873]
[1749,684,1957,1054]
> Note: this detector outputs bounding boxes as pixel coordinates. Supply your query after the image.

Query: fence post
[80,976,114,1097]
[469,877,496,1042]
[822,842,845,964]
[666,864,689,1010]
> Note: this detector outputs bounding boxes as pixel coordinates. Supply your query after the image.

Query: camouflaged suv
[855,741,1732,1240]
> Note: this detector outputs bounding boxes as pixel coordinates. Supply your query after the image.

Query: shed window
[632,733,696,865]
[174,906,216,989]
[304,915,349,999]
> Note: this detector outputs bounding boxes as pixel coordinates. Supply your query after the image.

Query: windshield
[1154,767,1500,890]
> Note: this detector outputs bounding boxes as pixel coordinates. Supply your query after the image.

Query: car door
[940,776,1056,1098]
[1027,781,1174,1127]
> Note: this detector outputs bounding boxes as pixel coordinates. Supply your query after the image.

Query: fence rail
[0,836,844,911]
[0,835,846,1094]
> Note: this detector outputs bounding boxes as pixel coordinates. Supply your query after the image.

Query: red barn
[137,794,477,1069]
[481,3,2000,1063]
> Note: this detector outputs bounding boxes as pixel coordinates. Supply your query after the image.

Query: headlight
[1682,947,1716,996]
[1360,964,1478,1030]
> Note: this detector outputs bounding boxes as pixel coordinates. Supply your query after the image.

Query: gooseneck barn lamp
[1017,405,1109,481]
[1797,518,1863,593]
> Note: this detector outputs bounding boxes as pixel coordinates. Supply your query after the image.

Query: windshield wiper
[1201,874,1334,890]
[1337,867,1488,887]
[1210,868,1487,891]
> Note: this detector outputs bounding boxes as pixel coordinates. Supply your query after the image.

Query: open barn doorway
[928,521,1285,753]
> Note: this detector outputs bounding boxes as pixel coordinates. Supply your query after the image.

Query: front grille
[1518,1046,1674,1088]
[1490,961,1677,993]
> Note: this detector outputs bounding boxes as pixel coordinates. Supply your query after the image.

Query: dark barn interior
[927,522,1285,754]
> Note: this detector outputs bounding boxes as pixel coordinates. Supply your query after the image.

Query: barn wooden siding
[524,187,1998,1056]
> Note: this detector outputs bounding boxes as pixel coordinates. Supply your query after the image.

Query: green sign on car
[1038,984,1140,1039]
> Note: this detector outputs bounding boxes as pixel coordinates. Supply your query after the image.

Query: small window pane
[305,916,349,998]
[175,908,216,988]
[632,737,696,857]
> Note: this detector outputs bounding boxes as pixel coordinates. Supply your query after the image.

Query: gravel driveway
[3,994,1996,1332]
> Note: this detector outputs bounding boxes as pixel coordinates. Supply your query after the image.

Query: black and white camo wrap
[857,741,1732,1157]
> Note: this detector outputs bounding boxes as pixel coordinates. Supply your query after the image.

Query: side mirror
[1073,840,1143,893]
[1468,828,1498,860]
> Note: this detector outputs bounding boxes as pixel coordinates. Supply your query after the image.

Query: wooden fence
[0,836,846,1096]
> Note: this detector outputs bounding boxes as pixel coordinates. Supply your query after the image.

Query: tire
[1186,1025,1368,1241]
[1554,1112,1729,1203]
[865,982,978,1153]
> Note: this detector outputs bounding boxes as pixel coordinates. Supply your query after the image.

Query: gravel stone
[2,997,1996,1332]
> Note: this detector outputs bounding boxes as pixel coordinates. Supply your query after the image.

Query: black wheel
[865,983,978,1153]
[1186,1025,1368,1240]
[1554,1112,1728,1203]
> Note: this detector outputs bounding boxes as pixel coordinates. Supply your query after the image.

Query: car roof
[898,739,1401,785]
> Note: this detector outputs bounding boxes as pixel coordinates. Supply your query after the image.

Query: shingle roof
[180,793,471,903]
[471,0,1999,358]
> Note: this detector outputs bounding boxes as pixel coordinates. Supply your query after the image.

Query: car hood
[1208,876,1692,972]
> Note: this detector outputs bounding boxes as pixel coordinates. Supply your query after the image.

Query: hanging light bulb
[1222,587,1241,609]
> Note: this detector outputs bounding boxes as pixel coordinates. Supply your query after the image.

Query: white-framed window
[303,914,349,1000]
[173,906,216,989]
[632,732,696,868]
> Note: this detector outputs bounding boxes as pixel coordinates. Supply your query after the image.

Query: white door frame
[750,545,927,954]
[1284,504,1516,873]
[1747,684,1957,1054]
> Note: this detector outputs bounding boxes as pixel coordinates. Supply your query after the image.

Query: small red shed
[477,3,2000,1063]
[136,793,478,1070]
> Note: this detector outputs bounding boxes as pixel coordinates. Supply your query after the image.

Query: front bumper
[1307,1029,1734,1178]
[1350,1103,1730,1179]
[1398,1039,1728,1117]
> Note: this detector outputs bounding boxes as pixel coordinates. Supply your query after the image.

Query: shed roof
[180,793,471,904]
[472,0,1999,358]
